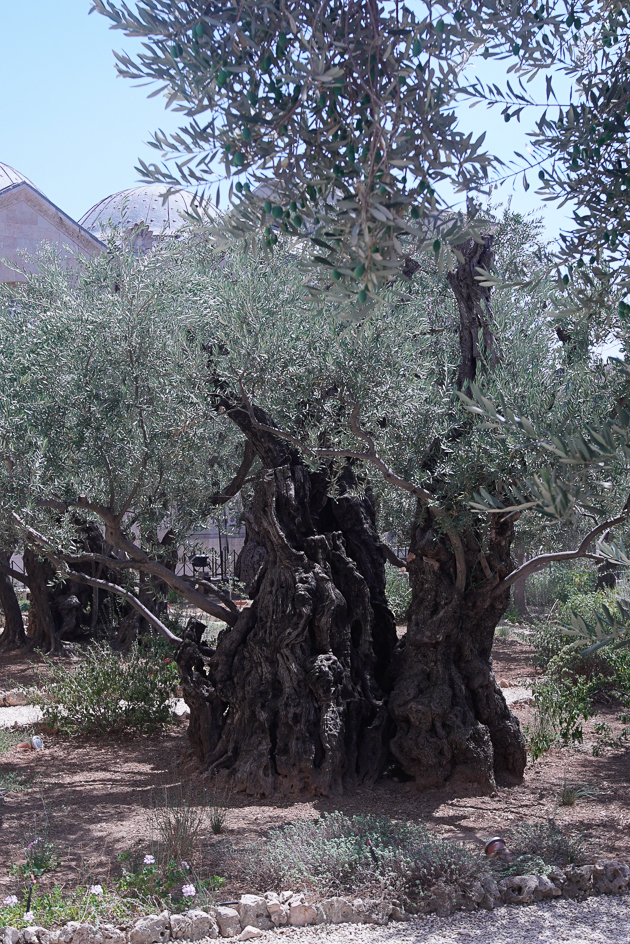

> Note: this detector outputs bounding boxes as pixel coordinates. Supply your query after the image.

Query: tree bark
[512,546,532,622]
[176,401,397,796]
[447,235,498,392]
[0,552,26,650]
[388,509,527,790]
[23,546,63,654]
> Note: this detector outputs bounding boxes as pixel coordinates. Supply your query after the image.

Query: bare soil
[1,634,629,902]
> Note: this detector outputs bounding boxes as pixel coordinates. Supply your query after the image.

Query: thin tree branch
[381,544,406,568]
[0,562,30,587]
[180,574,239,615]
[58,567,181,645]
[14,511,239,627]
[494,509,630,596]
[208,441,256,505]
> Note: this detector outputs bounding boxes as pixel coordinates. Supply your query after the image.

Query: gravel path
[254,898,630,944]
[0,705,41,728]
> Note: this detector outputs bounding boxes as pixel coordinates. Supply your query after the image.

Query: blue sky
[0,1,572,239]
[0,1,181,222]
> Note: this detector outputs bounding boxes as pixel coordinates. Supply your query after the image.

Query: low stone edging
[2,861,629,943]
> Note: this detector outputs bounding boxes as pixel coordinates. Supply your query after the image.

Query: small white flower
[3,895,18,906]
[89,885,103,896]
[23,912,35,923]
[181,884,196,898]
[143,855,155,865]
[181,861,189,871]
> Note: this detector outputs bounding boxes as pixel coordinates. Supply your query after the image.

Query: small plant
[0,727,33,755]
[11,836,59,877]
[150,784,206,865]
[0,884,155,930]
[207,785,230,835]
[592,722,630,756]
[233,812,487,905]
[508,818,585,867]
[559,779,597,806]
[116,851,224,906]
[36,641,177,736]
[209,805,227,836]
[385,564,411,623]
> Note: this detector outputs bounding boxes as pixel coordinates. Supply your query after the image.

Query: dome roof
[0,162,40,194]
[79,183,206,237]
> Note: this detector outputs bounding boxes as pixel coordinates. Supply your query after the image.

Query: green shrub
[526,618,630,760]
[531,589,619,673]
[235,812,486,905]
[385,564,411,623]
[36,641,178,736]
[508,818,585,867]
[527,560,597,609]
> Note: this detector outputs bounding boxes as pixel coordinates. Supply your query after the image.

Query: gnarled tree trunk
[177,402,397,796]
[388,234,526,790]
[23,546,63,654]
[389,509,526,790]
[0,553,26,650]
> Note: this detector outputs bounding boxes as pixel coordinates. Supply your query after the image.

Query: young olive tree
[0,237,252,652]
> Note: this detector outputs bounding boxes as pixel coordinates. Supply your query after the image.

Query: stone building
[0,162,104,282]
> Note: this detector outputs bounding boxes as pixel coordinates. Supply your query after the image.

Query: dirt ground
[1,634,629,901]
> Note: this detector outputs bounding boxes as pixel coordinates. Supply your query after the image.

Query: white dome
[79,183,205,237]
[0,162,40,194]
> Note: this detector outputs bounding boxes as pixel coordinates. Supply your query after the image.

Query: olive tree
[0,236,251,652]
[174,210,616,793]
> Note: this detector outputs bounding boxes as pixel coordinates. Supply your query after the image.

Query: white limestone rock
[563,864,595,900]
[4,690,29,706]
[361,900,393,926]
[168,917,191,942]
[287,895,317,927]
[320,898,356,925]
[534,874,562,900]
[265,901,288,927]
[214,907,241,939]
[2,928,20,944]
[237,896,271,931]
[128,913,170,944]
[58,924,94,944]
[236,929,263,942]
[498,874,539,905]
[593,861,630,895]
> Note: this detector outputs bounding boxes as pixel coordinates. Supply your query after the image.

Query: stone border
[2,861,629,944]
